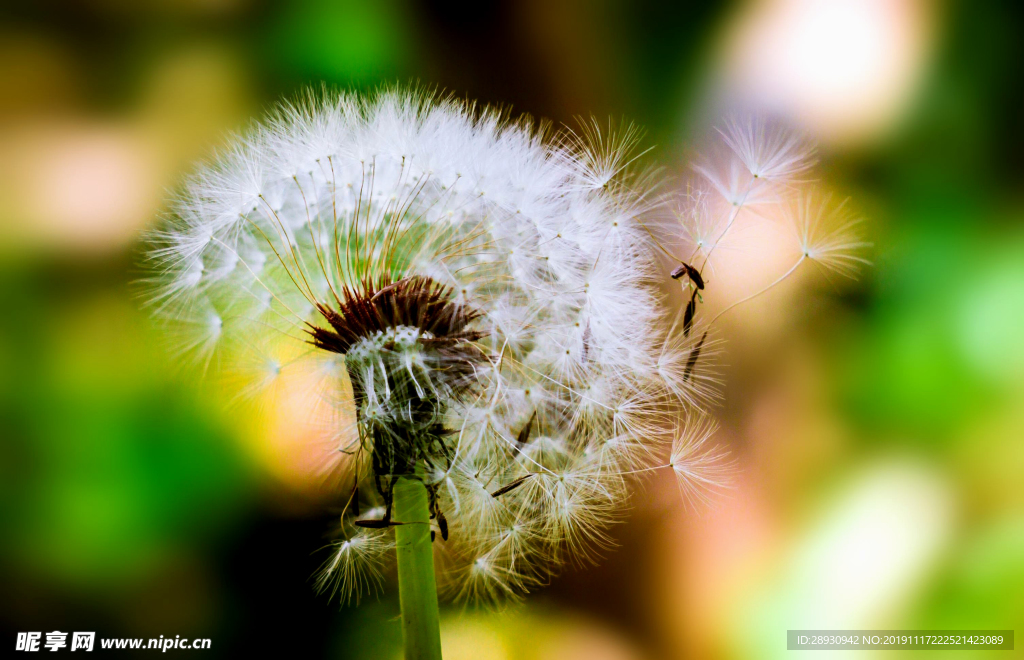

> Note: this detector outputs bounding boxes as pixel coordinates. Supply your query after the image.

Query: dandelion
[144,87,702,659]
[144,89,865,659]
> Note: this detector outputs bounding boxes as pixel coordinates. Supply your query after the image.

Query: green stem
[393,476,443,660]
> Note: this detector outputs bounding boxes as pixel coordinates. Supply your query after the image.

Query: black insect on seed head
[670,262,705,290]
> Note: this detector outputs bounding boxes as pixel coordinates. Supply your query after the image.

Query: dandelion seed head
[145,86,731,603]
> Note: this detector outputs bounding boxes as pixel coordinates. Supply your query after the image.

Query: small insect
[491,474,534,498]
[670,262,705,290]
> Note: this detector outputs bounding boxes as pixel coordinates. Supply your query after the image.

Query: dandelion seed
[717,114,817,183]
[315,526,393,604]
[669,414,733,509]
[789,193,872,279]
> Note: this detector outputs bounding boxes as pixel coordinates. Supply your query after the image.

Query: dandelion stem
[615,464,671,476]
[707,254,806,326]
[700,178,754,268]
[393,476,443,660]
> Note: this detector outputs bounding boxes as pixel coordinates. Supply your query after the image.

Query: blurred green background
[1,1,1022,657]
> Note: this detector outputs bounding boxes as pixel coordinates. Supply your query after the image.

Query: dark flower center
[307,275,489,516]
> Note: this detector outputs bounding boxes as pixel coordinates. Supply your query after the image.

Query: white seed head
[144,87,709,602]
